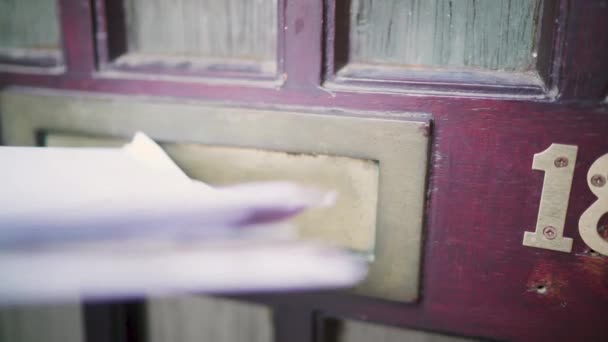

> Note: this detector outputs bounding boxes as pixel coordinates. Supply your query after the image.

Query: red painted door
[1,1,607,341]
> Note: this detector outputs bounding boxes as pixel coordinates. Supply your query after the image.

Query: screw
[554,157,569,168]
[543,226,557,240]
[591,174,606,187]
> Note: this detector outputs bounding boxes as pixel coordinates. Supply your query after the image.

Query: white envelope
[0,133,366,303]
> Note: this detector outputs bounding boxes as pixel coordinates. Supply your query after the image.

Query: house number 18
[522,144,608,256]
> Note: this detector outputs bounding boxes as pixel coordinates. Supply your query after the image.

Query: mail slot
[46,134,380,255]
[1,88,430,302]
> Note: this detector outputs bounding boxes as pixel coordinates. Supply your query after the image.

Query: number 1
[522,144,577,253]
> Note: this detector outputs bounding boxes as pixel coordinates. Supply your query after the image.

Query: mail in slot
[0,132,369,303]
[0,89,431,302]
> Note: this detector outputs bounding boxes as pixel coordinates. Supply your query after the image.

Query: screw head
[554,157,569,168]
[591,174,606,187]
[543,226,557,240]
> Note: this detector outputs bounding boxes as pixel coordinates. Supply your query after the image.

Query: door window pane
[349,0,541,71]
[330,318,480,342]
[124,0,277,65]
[0,305,83,342]
[0,0,62,65]
[147,296,273,342]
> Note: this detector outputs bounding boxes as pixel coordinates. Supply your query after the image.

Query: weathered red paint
[1,0,607,341]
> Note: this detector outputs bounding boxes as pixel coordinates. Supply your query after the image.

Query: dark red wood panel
[1,0,607,341]
[282,0,323,90]
[556,0,608,100]
[59,0,96,74]
[274,306,314,342]
[425,107,608,341]
[238,104,608,342]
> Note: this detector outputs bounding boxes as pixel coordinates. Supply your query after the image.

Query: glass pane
[349,0,541,71]
[147,296,273,342]
[0,305,83,342]
[124,0,277,64]
[333,318,479,342]
[0,0,61,59]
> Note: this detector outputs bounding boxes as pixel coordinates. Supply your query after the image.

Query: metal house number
[523,144,608,256]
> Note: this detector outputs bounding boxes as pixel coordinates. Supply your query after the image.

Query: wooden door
[1,1,607,341]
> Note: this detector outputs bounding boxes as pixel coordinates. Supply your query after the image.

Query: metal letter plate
[1,87,431,302]
[46,134,380,255]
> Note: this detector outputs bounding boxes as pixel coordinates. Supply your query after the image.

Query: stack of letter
[0,133,366,304]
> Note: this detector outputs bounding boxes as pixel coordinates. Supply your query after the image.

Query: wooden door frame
[1,0,607,341]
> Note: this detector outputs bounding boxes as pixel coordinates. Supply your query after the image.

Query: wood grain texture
[0,0,60,50]
[244,103,608,342]
[147,296,273,342]
[59,0,96,73]
[0,305,83,342]
[282,0,323,89]
[325,0,552,95]
[1,0,608,341]
[556,0,608,100]
[348,0,541,71]
[94,0,281,78]
[4,79,608,342]
[124,0,277,62]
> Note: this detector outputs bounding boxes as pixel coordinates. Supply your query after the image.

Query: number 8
[579,154,608,256]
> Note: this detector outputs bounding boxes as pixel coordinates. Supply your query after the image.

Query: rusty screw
[554,157,569,168]
[543,226,557,240]
[591,174,606,187]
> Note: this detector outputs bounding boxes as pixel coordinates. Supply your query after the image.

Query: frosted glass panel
[349,0,541,71]
[0,0,60,50]
[0,305,83,342]
[147,296,273,342]
[124,0,277,63]
[334,319,479,342]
